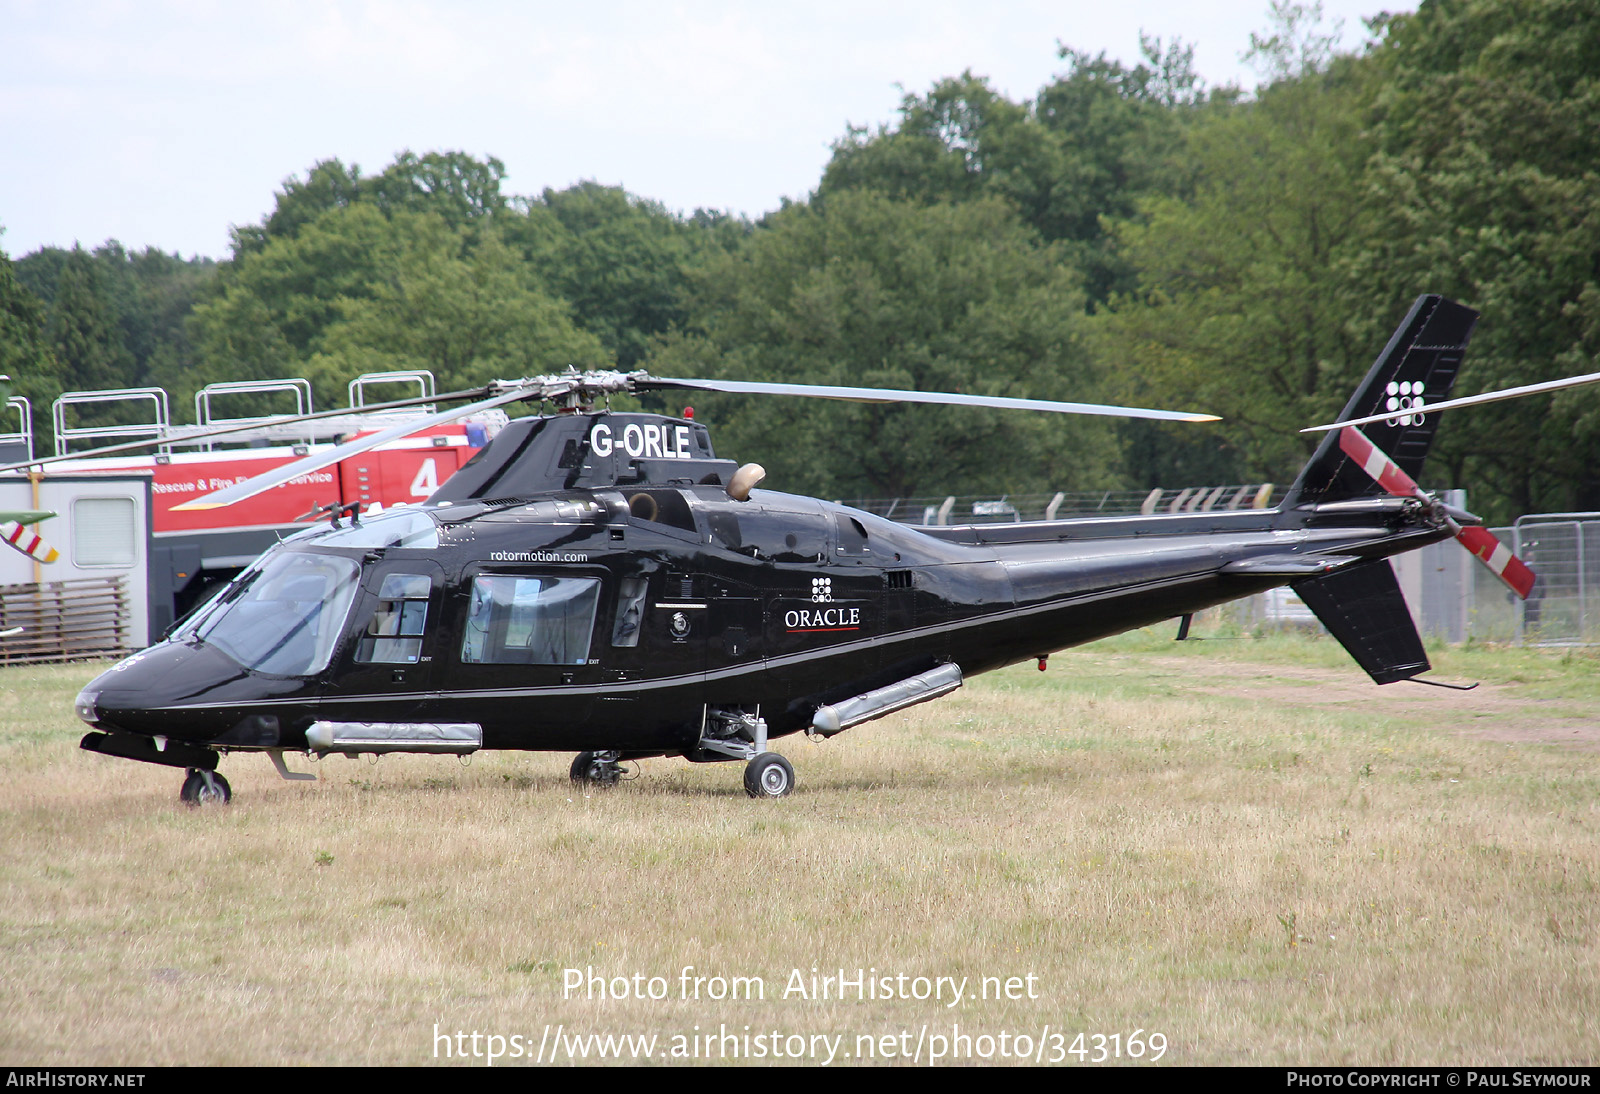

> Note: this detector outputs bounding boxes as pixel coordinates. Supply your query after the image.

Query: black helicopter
[68,294,1547,802]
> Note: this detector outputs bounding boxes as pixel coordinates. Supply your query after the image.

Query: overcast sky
[1,1,1414,261]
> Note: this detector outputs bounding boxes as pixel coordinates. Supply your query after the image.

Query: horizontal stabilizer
[1291,559,1429,684]
[1221,555,1361,577]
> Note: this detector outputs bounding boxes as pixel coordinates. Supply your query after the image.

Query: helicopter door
[705,575,764,680]
[457,571,605,726]
[324,560,446,713]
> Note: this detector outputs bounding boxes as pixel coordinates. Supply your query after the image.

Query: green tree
[1348,0,1600,520]
[306,215,606,393]
[45,247,134,393]
[363,150,508,230]
[18,242,216,394]
[647,190,1113,499]
[191,201,405,398]
[195,157,701,412]
[510,183,725,369]
[0,231,59,444]
[121,246,217,394]
[232,151,508,256]
[231,159,365,256]
[821,42,1225,306]
[1096,10,1380,485]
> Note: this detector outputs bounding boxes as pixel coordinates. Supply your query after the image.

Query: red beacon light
[683,406,694,419]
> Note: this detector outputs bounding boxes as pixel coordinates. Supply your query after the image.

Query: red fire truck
[13,372,505,640]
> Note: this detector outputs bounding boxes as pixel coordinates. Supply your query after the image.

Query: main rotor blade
[1303,370,1600,432]
[171,385,538,511]
[0,385,493,476]
[639,377,1221,423]
[0,510,55,525]
[1339,427,1536,599]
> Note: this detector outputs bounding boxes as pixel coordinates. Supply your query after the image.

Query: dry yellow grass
[1,631,1597,1066]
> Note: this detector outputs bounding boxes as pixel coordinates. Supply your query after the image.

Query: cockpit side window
[355,573,432,664]
[461,575,601,665]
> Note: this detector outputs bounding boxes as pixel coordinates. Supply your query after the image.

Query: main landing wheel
[743,752,794,799]
[570,751,623,787]
[180,769,231,807]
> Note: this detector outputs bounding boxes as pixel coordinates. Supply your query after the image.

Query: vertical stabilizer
[1284,295,1478,507]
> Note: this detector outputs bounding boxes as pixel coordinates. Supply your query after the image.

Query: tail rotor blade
[1341,427,1537,599]
[1337,427,1426,499]
[1456,525,1537,599]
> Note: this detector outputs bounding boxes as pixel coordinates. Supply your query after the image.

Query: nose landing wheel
[570,750,624,787]
[180,769,231,806]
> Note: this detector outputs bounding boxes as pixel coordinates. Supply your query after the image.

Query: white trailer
[0,472,153,660]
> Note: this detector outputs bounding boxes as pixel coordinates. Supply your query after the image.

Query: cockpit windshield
[194,551,361,675]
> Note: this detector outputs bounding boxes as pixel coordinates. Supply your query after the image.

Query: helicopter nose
[74,687,101,726]
[76,640,234,739]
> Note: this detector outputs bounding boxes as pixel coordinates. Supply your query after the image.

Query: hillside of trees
[2,0,1595,524]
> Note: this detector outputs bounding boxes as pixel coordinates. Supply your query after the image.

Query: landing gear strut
[180,768,231,806]
[570,750,624,787]
[698,708,796,798]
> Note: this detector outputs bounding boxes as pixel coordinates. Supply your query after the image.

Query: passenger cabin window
[356,573,432,664]
[836,514,871,556]
[462,575,601,665]
[743,514,827,563]
[611,577,648,647]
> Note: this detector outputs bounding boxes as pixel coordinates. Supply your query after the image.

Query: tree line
[2,0,1595,523]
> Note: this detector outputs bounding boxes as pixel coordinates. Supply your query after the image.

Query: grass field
[2,627,1597,1066]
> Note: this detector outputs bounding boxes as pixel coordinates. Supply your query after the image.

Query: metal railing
[46,370,464,458]
[840,485,1282,525]
[846,490,1595,648]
